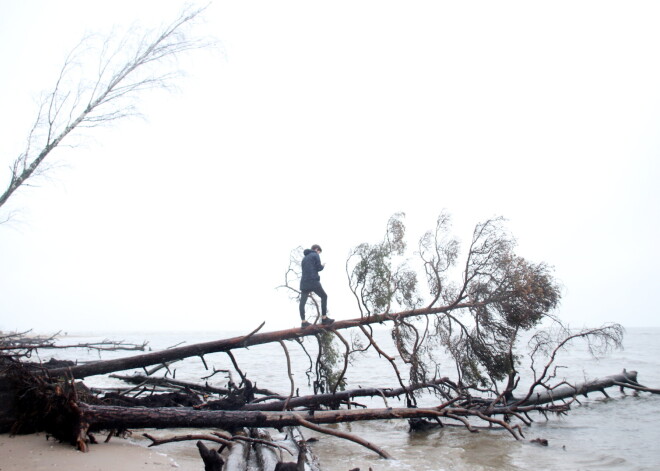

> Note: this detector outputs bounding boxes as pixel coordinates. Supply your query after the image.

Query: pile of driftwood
[1,317,659,471]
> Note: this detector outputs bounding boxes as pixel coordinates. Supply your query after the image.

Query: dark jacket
[300,249,324,291]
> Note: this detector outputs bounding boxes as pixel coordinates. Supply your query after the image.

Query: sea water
[45,326,660,471]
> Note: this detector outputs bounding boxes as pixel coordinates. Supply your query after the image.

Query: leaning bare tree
[0,5,211,217]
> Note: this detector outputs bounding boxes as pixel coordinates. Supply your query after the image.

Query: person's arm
[314,253,325,272]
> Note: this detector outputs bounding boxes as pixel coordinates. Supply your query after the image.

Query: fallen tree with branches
[0,323,655,466]
[2,212,659,471]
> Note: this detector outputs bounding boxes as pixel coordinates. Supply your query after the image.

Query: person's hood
[303,249,313,256]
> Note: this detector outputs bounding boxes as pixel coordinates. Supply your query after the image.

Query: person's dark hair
[311,244,322,253]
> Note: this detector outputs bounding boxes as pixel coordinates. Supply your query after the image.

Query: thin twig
[279,340,295,410]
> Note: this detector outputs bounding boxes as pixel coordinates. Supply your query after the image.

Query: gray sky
[1,1,659,334]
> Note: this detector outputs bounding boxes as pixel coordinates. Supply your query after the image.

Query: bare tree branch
[0,5,212,215]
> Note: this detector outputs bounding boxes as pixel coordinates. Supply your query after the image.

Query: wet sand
[0,433,201,470]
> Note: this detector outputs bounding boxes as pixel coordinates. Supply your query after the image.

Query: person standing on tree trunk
[299,244,334,328]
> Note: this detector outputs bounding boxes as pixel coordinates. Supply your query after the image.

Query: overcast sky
[1,1,659,334]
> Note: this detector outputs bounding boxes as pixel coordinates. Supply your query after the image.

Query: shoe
[301,321,311,328]
[321,317,335,326]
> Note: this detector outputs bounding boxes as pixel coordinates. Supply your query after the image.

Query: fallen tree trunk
[45,305,472,379]
[511,370,640,406]
[7,355,659,457]
[109,375,453,411]
[251,429,281,471]
[81,403,455,431]
[238,379,451,411]
[75,370,654,436]
[225,430,250,471]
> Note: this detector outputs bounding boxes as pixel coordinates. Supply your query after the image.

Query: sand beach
[0,433,200,471]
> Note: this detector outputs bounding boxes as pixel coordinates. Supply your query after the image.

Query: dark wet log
[45,305,473,379]
[197,440,225,471]
[81,403,452,431]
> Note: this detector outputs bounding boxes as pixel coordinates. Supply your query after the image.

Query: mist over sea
[50,326,660,471]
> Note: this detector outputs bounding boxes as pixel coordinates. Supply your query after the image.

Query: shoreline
[0,432,201,470]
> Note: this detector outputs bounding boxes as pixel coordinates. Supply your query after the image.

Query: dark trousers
[299,285,328,320]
